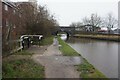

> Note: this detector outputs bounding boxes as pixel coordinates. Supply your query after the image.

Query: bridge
[54,26,74,37]
[54,25,94,37]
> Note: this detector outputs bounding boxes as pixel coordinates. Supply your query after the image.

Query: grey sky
[11,0,119,26]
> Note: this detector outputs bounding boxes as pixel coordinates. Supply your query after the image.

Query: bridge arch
[54,30,71,38]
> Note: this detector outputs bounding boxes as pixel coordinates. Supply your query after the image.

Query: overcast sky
[11,0,119,26]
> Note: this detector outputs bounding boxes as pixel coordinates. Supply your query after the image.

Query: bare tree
[82,13,102,32]
[90,14,102,27]
[18,4,58,36]
[35,5,58,36]
[103,13,118,28]
[70,22,84,31]
[82,17,90,25]
[69,22,77,27]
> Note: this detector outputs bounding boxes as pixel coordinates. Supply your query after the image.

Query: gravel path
[32,38,81,78]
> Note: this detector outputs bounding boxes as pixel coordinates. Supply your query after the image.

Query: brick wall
[2,1,21,53]
[2,1,35,53]
[2,1,20,41]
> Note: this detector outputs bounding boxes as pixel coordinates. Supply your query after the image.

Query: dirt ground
[2,45,48,61]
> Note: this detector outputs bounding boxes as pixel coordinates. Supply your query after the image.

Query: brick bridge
[54,25,94,37]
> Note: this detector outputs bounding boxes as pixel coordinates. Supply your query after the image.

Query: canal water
[60,34,118,78]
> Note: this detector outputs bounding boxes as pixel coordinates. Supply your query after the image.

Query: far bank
[73,33,120,42]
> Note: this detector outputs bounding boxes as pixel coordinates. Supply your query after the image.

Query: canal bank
[74,34,120,42]
[58,37,106,78]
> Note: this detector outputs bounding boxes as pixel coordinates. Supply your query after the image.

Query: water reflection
[66,37,119,78]
[60,34,68,41]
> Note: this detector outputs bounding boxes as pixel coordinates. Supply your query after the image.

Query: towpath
[32,38,81,78]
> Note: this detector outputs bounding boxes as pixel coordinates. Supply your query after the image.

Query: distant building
[113,28,120,34]
[98,27,120,34]
[2,0,36,42]
[2,0,21,41]
[1,0,38,53]
[98,27,108,33]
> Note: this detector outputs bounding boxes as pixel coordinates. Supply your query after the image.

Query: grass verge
[58,37,107,78]
[58,37,80,56]
[77,58,106,78]
[2,59,44,78]
[40,36,54,46]
[13,50,34,55]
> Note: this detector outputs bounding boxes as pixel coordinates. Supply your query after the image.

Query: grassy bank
[74,34,120,42]
[2,59,44,78]
[58,37,106,78]
[77,59,106,78]
[2,41,47,78]
[58,37,80,56]
[40,36,54,45]
[13,50,34,55]
[2,36,55,78]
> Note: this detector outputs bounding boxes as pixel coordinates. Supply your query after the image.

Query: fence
[2,35,43,56]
